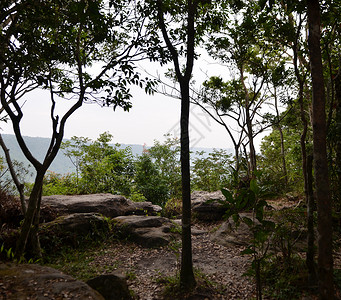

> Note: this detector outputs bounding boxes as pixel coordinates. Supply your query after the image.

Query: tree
[148,135,182,199]
[61,136,90,192]
[143,0,220,289]
[154,0,198,288]
[192,149,232,192]
[0,0,154,259]
[307,0,334,298]
[196,77,248,174]
[79,132,134,195]
[134,152,169,206]
[206,2,279,177]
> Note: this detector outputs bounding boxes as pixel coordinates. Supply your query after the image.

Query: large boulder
[86,272,132,300]
[211,212,308,252]
[39,213,110,251]
[113,215,180,248]
[0,263,104,299]
[191,191,227,221]
[210,213,254,247]
[40,193,162,220]
[41,213,109,236]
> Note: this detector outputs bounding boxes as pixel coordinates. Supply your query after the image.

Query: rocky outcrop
[191,190,227,221]
[113,215,180,248]
[86,272,132,300]
[39,213,110,251]
[0,263,104,299]
[210,213,254,247]
[41,213,109,236]
[40,193,162,220]
[211,212,308,252]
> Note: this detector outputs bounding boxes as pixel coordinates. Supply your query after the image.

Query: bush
[163,198,182,218]
[191,149,232,192]
[134,153,169,206]
[0,188,23,228]
[42,171,78,196]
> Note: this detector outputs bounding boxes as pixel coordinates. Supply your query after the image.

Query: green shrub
[163,198,182,218]
[134,153,169,206]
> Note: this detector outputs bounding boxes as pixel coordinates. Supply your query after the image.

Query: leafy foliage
[134,153,169,206]
[191,149,232,192]
[148,135,182,200]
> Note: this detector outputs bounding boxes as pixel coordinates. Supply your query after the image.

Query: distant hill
[0,134,233,180]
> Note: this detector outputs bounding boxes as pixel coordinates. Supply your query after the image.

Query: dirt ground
[90,222,256,300]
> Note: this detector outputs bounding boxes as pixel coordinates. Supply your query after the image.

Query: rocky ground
[1,194,340,299]
[90,222,255,300]
[0,222,256,300]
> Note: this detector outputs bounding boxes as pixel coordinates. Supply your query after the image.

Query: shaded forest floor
[45,197,341,300]
[2,197,341,299]
[92,222,254,299]
[48,221,256,299]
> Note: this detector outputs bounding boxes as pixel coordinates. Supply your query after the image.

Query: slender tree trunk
[240,66,256,175]
[0,134,26,214]
[278,127,287,185]
[274,89,288,187]
[307,0,334,298]
[234,145,240,174]
[15,170,45,259]
[306,154,317,285]
[245,108,257,175]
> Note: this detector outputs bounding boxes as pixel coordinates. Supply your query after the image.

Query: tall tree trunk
[156,0,197,289]
[335,72,341,209]
[179,81,195,289]
[307,0,334,298]
[306,154,317,285]
[291,15,317,285]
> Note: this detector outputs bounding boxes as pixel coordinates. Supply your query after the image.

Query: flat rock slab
[113,216,180,248]
[40,193,162,219]
[114,215,171,228]
[0,263,104,300]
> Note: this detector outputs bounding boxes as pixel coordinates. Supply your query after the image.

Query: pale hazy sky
[0,59,268,150]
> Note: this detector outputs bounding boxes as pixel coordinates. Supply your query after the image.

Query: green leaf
[221,188,234,204]
[242,216,253,227]
[249,178,259,195]
[256,207,264,222]
[232,213,240,225]
[241,247,255,255]
[261,220,276,230]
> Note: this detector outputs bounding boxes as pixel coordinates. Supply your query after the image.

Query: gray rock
[114,215,170,228]
[211,213,308,252]
[40,193,162,219]
[86,272,132,300]
[210,213,254,247]
[0,263,104,299]
[191,190,227,221]
[113,215,179,248]
[41,213,109,236]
